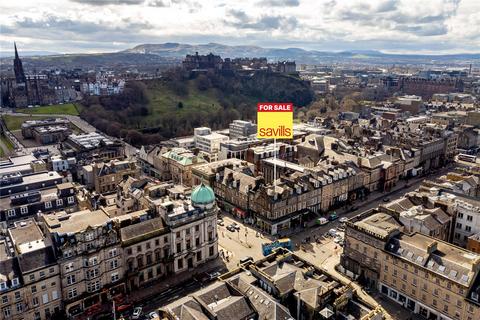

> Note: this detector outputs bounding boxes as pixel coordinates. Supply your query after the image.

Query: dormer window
[0,282,7,291]
[11,278,19,287]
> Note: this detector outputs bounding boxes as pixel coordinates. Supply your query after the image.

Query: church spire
[13,42,26,84]
[14,42,19,59]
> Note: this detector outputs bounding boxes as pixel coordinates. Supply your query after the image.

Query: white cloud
[0,0,478,53]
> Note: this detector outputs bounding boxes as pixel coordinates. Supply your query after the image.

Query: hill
[3,43,479,70]
[79,70,313,146]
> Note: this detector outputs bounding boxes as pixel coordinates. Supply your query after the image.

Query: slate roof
[17,246,56,273]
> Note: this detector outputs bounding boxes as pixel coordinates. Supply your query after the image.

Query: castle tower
[13,42,27,84]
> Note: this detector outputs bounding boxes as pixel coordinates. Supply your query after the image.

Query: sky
[0,0,479,55]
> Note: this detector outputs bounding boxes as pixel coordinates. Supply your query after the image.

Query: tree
[196,74,211,91]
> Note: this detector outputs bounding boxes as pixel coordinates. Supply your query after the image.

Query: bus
[262,238,293,256]
[458,154,477,163]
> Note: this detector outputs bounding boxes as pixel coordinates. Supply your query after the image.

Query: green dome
[191,183,215,205]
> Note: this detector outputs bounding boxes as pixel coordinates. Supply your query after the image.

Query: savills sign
[257,103,293,139]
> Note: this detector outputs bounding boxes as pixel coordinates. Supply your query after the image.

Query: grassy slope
[17,103,80,116]
[0,134,14,150]
[135,80,224,127]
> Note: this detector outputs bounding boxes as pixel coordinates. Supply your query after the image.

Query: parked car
[328,213,338,221]
[349,206,359,212]
[226,225,236,232]
[334,236,343,243]
[147,311,160,319]
[132,307,143,320]
[383,197,390,202]
[316,217,329,225]
[328,229,337,237]
[231,223,241,231]
[239,256,254,265]
[217,219,224,226]
[208,271,221,280]
[339,217,349,223]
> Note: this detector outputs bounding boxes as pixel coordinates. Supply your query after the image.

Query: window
[14,292,20,301]
[65,262,74,272]
[2,296,8,304]
[66,274,76,285]
[56,199,63,206]
[458,213,464,219]
[87,268,99,279]
[49,267,54,274]
[197,251,202,261]
[155,239,160,246]
[209,246,214,256]
[11,278,19,287]
[186,229,190,235]
[433,289,439,296]
[3,306,11,317]
[196,238,200,246]
[137,256,143,268]
[393,269,398,276]
[177,259,183,269]
[31,285,37,293]
[39,271,45,278]
[87,281,101,292]
[466,226,472,232]
[0,282,6,291]
[16,302,23,312]
[176,231,180,238]
[42,293,48,304]
[412,279,417,286]
[67,196,75,204]
[34,312,41,320]
[195,225,199,232]
[45,201,52,209]
[109,248,117,258]
[32,297,39,306]
[7,209,15,217]
[164,236,169,243]
[110,260,118,270]
[68,288,77,299]
[29,274,35,281]
[85,232,94,241]
[176,243,181,253]
[445,294,450,301]
[20,207,28,214]
[146,242,151,249]
[146,254,152,265]
[52,290,58,301]
[137,245,142,253]
[111,273,119,282]
[444,305,448,313]
[456,222,462,228]
[467,215,473,222]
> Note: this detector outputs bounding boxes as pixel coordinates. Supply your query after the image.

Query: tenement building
[341,209,480,320]
[41,209,124,318]
[0,219,62,320]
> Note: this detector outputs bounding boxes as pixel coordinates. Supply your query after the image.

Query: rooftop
[43,209,110,234]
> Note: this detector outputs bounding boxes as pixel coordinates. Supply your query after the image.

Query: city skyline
[1,0,479,55]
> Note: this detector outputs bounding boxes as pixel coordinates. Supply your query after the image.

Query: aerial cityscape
[1,1,480,320]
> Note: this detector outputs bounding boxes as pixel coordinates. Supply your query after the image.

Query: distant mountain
[123,43,480,65]
[1,43,479,71]
[0,50,60,58]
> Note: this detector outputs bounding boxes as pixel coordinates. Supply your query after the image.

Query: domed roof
[191,183,215,205]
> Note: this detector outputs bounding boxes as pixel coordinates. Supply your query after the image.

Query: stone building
[0,219,62,320]
[341,209,480,320]
[41,210,125,318]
